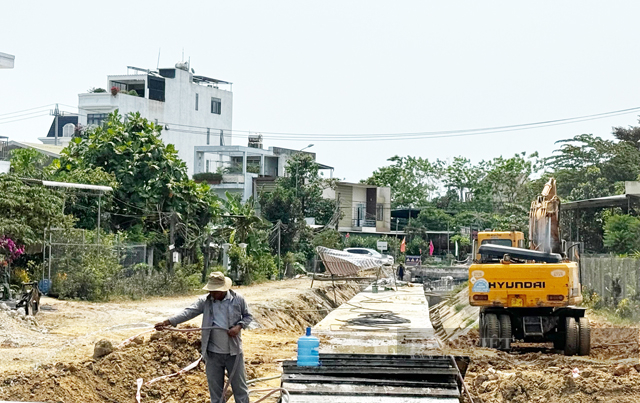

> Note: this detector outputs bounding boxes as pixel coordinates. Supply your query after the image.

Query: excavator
[468,178,590,355]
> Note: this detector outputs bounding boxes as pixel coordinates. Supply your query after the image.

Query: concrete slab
[314,284,441,355]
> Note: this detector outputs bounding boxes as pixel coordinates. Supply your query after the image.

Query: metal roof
[561,194,640,210]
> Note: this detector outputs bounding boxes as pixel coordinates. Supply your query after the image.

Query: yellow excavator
[468,178,590,355]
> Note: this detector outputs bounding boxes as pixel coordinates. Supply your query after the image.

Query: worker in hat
[155,272,253,403]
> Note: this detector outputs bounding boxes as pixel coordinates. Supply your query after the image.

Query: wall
[376,187,391,232]
[335,184,353,231]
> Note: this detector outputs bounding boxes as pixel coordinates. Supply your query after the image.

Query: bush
[109,264,201,299]
[127,90,139,96]
[193,172,223,182]
[229,244,278,284]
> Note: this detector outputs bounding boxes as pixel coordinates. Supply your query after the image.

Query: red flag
[400,237,406,253]
[429,240,434,256]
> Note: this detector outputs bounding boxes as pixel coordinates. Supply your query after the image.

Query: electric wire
[0,113,51,125]
[59,104,640,141]
[0,104,54,117]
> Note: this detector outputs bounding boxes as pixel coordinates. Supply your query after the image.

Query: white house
[40,64,233,177]
[322,182,392,234]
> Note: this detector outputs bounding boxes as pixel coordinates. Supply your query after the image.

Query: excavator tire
[578,317,591,356]
[499,314,512,350]
[484,313,500,349]
[564,317,579,356]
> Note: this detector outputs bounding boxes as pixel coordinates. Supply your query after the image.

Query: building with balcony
[322,182,391,234]
[195,139,333,202]
[40,64,233,177]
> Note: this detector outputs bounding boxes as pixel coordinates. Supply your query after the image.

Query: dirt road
[0,278,356,373]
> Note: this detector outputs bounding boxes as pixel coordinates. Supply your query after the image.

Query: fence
[581,255,640,301]
[44,228,148,286]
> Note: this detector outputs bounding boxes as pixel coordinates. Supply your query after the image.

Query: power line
[56,104,640,142]
[0,104,53,117]
[0,113,51,125]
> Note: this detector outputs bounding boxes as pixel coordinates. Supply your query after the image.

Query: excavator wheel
[483,313,500,349]
[578,317,591,356]
[564,317,579,356]
[499,314,512,351]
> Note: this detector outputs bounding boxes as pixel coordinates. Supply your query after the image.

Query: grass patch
[454,302,466,313]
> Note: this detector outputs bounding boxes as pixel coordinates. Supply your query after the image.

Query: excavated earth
[0,280,360,403]
[444,316,640,403]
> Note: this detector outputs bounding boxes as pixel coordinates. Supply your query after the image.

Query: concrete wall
[78,68,233,177]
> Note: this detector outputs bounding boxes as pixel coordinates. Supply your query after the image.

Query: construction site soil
[0,279,360,403]
[444,320,640,403]
[1,278,639,403]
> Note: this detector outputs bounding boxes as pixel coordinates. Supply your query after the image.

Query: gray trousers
[205,351,249,403]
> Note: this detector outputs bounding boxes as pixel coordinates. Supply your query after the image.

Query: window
[195,93,199,111]
[376,203,384,221]
[211,97,221,114]
[62,123,75,137]
[481,239,513,247]
[87,113,108,126]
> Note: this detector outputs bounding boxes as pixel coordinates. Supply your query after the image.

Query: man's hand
[228,325,242,337]
[154,320,171,331]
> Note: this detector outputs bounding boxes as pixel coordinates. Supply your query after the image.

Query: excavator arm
[529,178,561,253]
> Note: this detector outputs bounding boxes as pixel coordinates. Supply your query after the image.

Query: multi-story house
[322,182,392,235]
[39,63,232,177]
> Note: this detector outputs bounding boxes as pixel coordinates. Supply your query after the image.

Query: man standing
[155,272,253,403]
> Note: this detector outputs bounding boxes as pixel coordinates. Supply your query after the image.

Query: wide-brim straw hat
[203,272,232,292]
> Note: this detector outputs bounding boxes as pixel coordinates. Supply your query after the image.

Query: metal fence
[44,228,148,285]
[581,255,640,301]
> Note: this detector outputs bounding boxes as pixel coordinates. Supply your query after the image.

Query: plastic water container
[297,327,319,366]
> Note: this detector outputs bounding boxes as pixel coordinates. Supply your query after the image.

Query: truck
[468,178,590,356]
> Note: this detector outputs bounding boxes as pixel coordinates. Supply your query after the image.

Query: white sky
[2,1,640,183]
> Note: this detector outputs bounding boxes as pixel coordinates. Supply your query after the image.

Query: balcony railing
[352,218,376,228]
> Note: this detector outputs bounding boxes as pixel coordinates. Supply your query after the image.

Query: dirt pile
[0,281,360,403]
[446,326,640,403]
[0,302,47,349]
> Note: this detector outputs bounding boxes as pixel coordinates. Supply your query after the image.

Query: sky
[2,1,640,183]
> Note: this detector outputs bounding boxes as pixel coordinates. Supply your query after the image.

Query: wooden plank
[282,374,459,389]
[282,382,460,398]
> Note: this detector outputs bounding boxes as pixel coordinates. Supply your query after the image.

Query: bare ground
[0,278,361,403]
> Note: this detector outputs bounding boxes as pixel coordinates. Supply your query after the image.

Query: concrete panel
[314,285,440,355]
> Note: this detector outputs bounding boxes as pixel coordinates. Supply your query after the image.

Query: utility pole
[169,212,176,274]
[97,192,101,243]
[50,104,61,146]
[277,220,281,279]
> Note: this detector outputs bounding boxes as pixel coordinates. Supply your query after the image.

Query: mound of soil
[0,281,360,403]
[447,325,640,403]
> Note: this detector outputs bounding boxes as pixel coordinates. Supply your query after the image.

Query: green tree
[259,153,337,256]
[0,174,68,245]
[603,214,640,255]
[9,148,50,178]
[363,155,443,208]
[415,208,452,231]
[56,111,220,266]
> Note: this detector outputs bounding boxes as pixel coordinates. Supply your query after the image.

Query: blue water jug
[297,327,320,366]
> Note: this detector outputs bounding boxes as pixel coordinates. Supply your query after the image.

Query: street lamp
[295,144,314,197]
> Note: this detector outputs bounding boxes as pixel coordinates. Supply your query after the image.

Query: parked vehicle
[343,248,393,265]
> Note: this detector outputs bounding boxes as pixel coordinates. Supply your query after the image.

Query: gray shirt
[168,290,253,357]
[207,291,233,354]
